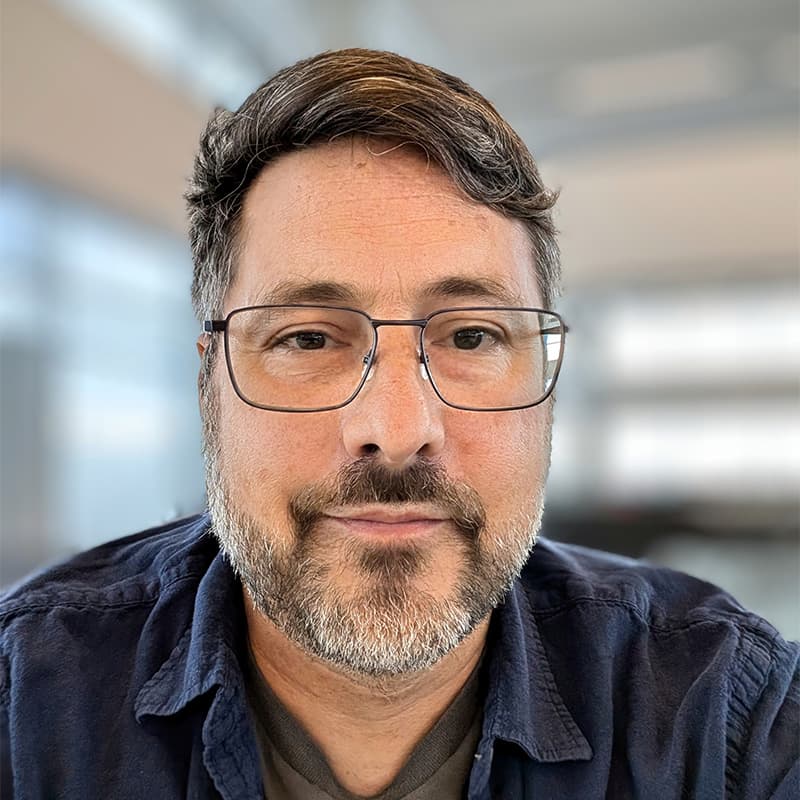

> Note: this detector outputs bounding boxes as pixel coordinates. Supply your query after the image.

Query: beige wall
[546,125,800,288]
[1,0,207,234]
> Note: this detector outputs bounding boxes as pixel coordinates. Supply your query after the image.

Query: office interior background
[1,0,798,638]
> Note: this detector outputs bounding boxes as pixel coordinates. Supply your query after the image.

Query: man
[1,48,797,800]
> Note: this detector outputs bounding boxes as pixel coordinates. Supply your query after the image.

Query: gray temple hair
[186,48,561,324]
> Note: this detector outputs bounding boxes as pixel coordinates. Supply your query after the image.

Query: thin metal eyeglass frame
[203,304,569,413]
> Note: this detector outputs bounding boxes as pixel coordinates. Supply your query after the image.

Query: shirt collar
[482,575,593,763]
[133,524,264,798]
[133,524,245,721]
[132,517,591,766]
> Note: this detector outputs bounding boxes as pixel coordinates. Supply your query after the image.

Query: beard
[201,367,546,679]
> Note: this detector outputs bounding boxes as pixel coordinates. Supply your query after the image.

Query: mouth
[323,505,450,539]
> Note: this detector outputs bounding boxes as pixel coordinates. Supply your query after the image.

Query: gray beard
[201,377,545,678]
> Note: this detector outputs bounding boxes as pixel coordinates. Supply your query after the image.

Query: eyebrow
[250,275,524,309]
[419,276,525,306]
[253,280,366,306]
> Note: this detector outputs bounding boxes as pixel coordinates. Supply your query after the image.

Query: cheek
[447,408,550,513]
[217,388,343,510]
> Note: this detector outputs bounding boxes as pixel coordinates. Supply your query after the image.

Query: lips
[323,506,450,537]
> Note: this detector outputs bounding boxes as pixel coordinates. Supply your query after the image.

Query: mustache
[289,458,486,539]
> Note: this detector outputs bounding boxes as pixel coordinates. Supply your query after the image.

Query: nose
[339,327,446,468]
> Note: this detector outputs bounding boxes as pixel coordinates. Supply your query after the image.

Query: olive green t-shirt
[244,647,484,800]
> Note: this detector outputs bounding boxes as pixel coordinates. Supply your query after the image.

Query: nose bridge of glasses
[367,318,428,364]
[360,319,431,395]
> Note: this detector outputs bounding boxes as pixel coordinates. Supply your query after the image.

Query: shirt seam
[528,594,764,637]
[0,573,206,623]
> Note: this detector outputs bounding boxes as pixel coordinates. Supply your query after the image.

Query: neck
[244,590,489,796]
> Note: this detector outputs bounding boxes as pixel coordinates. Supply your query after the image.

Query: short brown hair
[187,48,560,322]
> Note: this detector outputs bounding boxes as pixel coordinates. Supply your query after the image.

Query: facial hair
[201,367,546,678]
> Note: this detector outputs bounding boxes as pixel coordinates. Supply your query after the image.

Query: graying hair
[186,47,560,324]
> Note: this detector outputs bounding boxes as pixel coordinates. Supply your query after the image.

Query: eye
[293,331,326,350]
[453,328,488,350]
[273,330,329,350]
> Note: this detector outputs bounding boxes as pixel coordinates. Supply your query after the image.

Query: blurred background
[1,0,798,637]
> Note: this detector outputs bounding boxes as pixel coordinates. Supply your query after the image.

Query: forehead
[229,140,540,312]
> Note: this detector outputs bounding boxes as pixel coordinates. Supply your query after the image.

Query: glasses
[203,305,568,413]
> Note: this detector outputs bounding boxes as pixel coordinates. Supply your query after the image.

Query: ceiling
[18,0,800,285]
[55,0,800,150]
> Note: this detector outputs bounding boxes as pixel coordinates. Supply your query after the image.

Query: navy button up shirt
[1,514,798,798]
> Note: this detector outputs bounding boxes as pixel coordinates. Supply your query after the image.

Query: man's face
[202,140,553,677]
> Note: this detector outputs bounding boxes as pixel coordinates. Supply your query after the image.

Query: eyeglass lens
[224,306,564,411]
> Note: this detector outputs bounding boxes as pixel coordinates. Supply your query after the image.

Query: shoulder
[0,513,216,620]
[0,515,218,724]
[517,538,799,797]
[519,536,798,692]
[0,513,219,675]
[0,515,218,683]
[0,514,234,797]
[522,536,774,630]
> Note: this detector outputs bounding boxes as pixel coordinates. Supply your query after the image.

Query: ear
[196,335,211,398]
